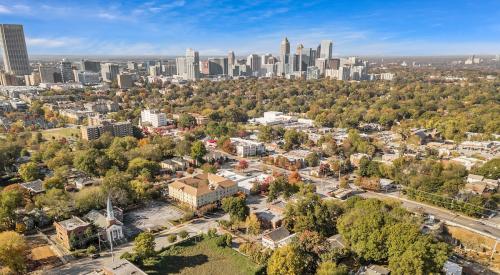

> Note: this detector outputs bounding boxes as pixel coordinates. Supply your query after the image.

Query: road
[223,150,500,239]
[42,218,218,275]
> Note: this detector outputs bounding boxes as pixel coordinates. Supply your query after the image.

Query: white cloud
[97,12,118,20]
[26,37,83,48]
[0,4,11,13]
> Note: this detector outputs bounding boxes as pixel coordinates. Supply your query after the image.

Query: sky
[1,0,499,56]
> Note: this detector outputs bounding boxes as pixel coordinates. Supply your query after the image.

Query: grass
[40,127,80,140]
[141,236,263,275]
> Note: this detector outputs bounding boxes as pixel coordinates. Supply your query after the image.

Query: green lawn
[40,127,80,140]
[142,236,263,275]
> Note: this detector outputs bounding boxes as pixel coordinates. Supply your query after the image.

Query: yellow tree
[0,231,28,274]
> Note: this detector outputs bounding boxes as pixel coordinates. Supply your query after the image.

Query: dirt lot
[26,234,62,272]
[446,225,499,273]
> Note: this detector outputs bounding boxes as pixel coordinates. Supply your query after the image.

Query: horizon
[1,0,500,56]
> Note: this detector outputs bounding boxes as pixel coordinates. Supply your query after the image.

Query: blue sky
[1,0,499,56]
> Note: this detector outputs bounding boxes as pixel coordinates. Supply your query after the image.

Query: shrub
[179,230,189,239]
[168,234,177,243]
[86,245,97,254]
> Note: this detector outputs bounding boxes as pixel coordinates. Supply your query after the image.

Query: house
[20,179,45,195]
[102,259,147,275]
[262,227,296,249]
[467,174,484,183]
[54,216,91,249]
[379,178,395,192]
[463,182,487,195]
[443,260,463,275]
[327,234,347,249]
[84,196,125,245]
[168,173,238,209]
[160,157,188,171]
[350,153,370,167]
[361,264,390,275]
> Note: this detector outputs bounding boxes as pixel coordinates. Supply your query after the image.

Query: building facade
[0,24,30,76]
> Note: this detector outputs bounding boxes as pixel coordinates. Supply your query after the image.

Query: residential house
[262,227,296,249]
[20,179,45,195]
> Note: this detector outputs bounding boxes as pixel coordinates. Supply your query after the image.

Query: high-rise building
[185,48,200,81]
[81,60,100,73]
[320,40,333,59]
[100,63,119,82]
[0,24,30,76]
[38,65,60,83]
[279,37,290,75]
[246,54,261,75]
[141,109,168,127]
[175,57,186,77]
[117,73,133,88]
[228,51,235,68]
[75,71,100,85]
[60,59,74,83]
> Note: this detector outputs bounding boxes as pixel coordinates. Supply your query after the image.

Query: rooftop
[57,216,90,231]
[169,173,236,197]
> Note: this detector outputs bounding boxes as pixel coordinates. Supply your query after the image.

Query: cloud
[0,4,11,14]
[97,12,118,20]
[26,37,83,48]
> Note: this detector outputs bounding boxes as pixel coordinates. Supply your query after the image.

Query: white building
[262,227,296,249]
[140,109,168,127]
[75,71,100,85]
[230,137,266,157]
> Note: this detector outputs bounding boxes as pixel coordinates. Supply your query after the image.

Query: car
[91,253,100,259]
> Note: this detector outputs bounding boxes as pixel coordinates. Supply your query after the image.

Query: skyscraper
[0,24,30,76]
[320,40,333,59]
[228,51,235,68]
[60,59,74,83]
[185,48,200,81]
[246,54,261,75]
[101,63,119,82]
[82,60,101,72]
[279,37,290,75]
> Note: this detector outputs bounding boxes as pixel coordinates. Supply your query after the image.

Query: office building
[208,57,228,75]
[185,48,200,81]
[306,66,320,80]
[279,37,290,75]
[101,63,119,82]
[75,71,100,85]
[81,60,100,73]
[319,40,333,59]
[60,59,74,83]
[246,54,261,75]
[117,73,133,89]
[228,51,235,68]
[162,61,176,76]
[0,71,19,86]
[0,24,30,76]
[175,57,186,77]
[141,109,168,127]
[38,65,60,83]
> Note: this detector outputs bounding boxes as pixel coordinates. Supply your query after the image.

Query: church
[84,195,126,244]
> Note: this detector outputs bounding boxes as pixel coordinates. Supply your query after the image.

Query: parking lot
[123,201,185,236]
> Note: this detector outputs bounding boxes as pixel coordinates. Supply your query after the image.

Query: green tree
[73,148,111,176]
[35,189,73,220]
[472,158,500,180]
[0,189,23,230]
[133,232,156,259]
[177,113,196,128]
[0,231,28,274]
[43,176,64,190]
[267,245,306,275]
[221,196,249,222]
[18,162,42,182]
[316,261,348,275]
[190,141,207,165]
[305,152,320,167]
[283,129,307,151]
[127,157,161,178]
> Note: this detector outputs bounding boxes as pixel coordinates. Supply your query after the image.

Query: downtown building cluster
[0,24,393,88]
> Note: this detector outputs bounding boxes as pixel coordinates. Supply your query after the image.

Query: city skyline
[0,0,499,56]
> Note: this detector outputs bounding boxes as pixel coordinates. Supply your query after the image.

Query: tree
[100,169,133,207]
[201,163,218,173]
[18,162,42,182]
[305,152,320,167]
[133,232,156,259]
[177,113,196,128]
[387,222,449,275]
[190,141,207,165]
[35,189,73,220]
[236,159,249,171]
[288,171,302,184]
[283,129,307,151]
[472,158,500,180]
[316,261,348,275]
[221,196,249,222]
[43,176,64,190]
[267,245,306,275]
[0,231,28,274]
[127,157,161,179]
[168,234,177,243]
[73,186,105,214]
[73,148,111,176]
[0,189,23,230]
[245,213,261,235]
[221,139,236,154]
